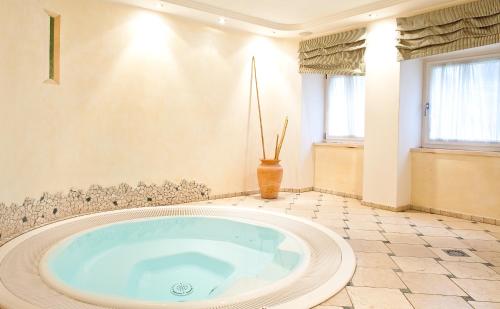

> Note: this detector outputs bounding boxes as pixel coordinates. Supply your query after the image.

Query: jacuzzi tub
[0,206,355,309]
[40,216,309,307]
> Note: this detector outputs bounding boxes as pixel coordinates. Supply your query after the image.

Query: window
[424,56,500,150]
[325,75,365,141]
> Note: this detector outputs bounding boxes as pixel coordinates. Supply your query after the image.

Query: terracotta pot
[257,159,283,199]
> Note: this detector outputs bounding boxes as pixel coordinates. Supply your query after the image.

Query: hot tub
[40,217,308,307]
[0,206,355,309]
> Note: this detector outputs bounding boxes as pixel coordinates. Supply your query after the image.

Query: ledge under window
[411,147,500,158]
[314,142,364,149]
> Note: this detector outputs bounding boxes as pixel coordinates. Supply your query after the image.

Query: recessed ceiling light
[218,17,226,25]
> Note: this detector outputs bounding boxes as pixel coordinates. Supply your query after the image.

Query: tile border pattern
[0,185,315,247]
[0,180,210,246]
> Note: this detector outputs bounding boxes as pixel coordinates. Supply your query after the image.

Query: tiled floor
[204,191,500,309]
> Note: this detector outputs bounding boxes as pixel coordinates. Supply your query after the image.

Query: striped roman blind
[299,28,366,75]
[396,0,500,60]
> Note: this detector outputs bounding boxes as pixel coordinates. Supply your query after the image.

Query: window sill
[411,147,500,158]
[314,142,364,149]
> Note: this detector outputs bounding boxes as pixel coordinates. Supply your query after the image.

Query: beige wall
[0,0,303,204]
[314,145,363,197]
[412,150,500,221]
[396,59,423,206]
[362,18,401,207]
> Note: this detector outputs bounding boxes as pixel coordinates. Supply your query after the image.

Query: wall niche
[44,10,60,84]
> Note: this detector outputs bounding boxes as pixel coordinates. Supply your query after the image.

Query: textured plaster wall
[0,0,303,205]
[412,151,500,221]
[314,145,364,197]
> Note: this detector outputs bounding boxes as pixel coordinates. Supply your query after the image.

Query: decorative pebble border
[0,180,210,246]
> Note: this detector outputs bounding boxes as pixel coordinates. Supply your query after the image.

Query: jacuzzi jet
[171,282,193,296]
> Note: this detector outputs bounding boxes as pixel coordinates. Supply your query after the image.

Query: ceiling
[112,0,465,37]
[191,0,386,24]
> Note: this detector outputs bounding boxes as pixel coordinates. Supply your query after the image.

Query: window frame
[422,52,500,152]
[324,74,365,144]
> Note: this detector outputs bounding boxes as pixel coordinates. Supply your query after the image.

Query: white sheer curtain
[326,75,365,139]
[428,58,500,143]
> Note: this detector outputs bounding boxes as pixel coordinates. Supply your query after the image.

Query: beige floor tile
[356,252,398,269]
[301,190,321,195]
[290,203,319,211]
[453,230,497,240]
[286,209,315,219]
[378,216,411,225]
[313,218,347,228]
[483,224,500,233]
[347,229,386,241]
[320,288,352,307]
[262,201,290,207]
[237,200,264,206]
[432,215,468,222]
[319,200,345,208]
[405,293,472,309]
[352,267,406,288]
[416,226,458,237]
[398,273,466,296]
[236,203,262,209]
[347,286,413,309]
[489,231,500,240]
[476,252,500,266]
[492,266,500,274]
[346,220,382,231]
[468,301,500,309]
[382,233,427,245]
[464,240,500,252]
[298,191,322,198]
[243,194,267,201]
[316,212,346,220]
[387,244,438,258]
[453,279,500,302]
[380,223,418,234]
[421,236,470,248]
[344,198,363,206]
[345,207,376,215]
[348,240,392,253]
[345,214,378,222]
[430,248,486,263]
[392,256,450,274]
[440,261,500,280]
[319,194,344,202]
[331,227,348,237]
[374,209,409,217]
[444,221,490,230]
[316,206,345,213]
[410,218,447,228]
[209,198,242,205]
[405,211,439,219]
[261,207,286,214]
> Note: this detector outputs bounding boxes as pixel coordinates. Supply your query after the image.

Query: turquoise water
[45,217,305,303]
